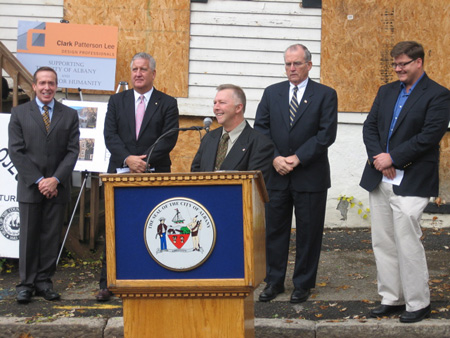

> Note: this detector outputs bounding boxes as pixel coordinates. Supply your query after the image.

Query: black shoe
[399,305,431,323]
[36,288,60,301]
[369,304,406,318]
[16,290,33,304]
[96,288,113,301]
[290,288,310,303]
[258,284,284,302]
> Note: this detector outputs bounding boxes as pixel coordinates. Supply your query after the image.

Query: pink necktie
[135,95,145,138]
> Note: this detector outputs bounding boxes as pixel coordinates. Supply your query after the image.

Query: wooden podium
[101,171,268,338]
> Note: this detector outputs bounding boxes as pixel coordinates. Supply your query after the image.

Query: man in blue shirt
[360,41,450,323]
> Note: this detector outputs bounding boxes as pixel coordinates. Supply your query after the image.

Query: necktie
[214,132,230,170]
[135,95,145,138]
[289,86,298,126]
[42,105,51,133]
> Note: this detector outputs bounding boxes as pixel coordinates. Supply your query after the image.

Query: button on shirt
[387,72,425,152]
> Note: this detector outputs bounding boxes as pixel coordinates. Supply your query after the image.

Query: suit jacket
[254,79,338,192]
[360,73,450,197]
[191,121,274,183]
[104,88,179,173]
[8,99,80,204]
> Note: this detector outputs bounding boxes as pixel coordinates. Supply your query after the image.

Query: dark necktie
[214,132,230,170]
[43,105,51,133]
[289,86,298,126]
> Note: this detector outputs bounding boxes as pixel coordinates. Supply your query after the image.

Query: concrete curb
[1,317,449,338]
[255,318,450,338]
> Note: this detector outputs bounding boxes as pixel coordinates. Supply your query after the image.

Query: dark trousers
[17,200,65,292]
[265,188,327,289]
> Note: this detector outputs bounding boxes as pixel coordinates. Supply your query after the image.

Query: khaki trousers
[369,182,430,312]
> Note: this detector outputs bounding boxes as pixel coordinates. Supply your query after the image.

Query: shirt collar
[35,98,55,112]
[223,119,246,145]
[134,88,154,103]
[400,72,425,94]
[290,78,309,91]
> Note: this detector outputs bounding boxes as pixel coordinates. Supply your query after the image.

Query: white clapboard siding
[0,0,63,53]
[179,0,322,119]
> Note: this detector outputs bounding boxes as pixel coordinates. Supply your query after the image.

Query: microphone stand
[144,126,203,173]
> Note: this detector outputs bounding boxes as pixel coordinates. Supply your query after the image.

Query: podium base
[122,293,255,338]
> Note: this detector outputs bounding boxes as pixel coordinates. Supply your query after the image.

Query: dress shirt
[387,72,425,152]
[222,119,246,155]
[289,78,308,105]
[36,98,55,120]
[134,88,153,113]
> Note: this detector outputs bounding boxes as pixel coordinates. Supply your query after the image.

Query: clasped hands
[373,153,396,180]
[125,155,149,173]
[38,177,58,199]
[273,155,300,176]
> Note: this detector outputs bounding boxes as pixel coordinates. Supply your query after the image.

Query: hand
[125,155,148,173]
[38,177,58,196]
[273,156,297,176]
[46,189,58,199]
[382,167,397,180]
[373,153,393,171]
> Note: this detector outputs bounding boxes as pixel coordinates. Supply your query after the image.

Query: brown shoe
[96,288,112,301]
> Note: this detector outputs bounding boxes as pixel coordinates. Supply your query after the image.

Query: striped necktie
[214,132,230,170]
[43,105,51,133]
[289,86,298,126]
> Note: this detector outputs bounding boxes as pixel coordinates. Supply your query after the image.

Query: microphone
[203,117,213,133]
[144,125,206,173]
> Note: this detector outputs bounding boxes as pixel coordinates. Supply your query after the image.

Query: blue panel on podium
[113,184,245,280]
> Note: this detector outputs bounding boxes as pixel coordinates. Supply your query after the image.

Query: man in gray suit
[191,84,274,182]
[8,66,80,304]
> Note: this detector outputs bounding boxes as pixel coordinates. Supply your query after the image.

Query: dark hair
[216,84,246,113]
[33,66,58,85]
[390,41,425,65]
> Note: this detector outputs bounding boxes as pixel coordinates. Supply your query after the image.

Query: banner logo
[144,198,216,271]
[0,207,20,241]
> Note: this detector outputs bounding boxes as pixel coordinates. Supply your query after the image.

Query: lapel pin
[242,148,246,152]
[155,102,158,105]
[304,100,308,103]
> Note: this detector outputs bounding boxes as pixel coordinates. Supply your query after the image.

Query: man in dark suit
[97,52,179,300]
[8,66,80,304]
[254,44,338,303]
[191,84,274,182]
[360,41,450,323]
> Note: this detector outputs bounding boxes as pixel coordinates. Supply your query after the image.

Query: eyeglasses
[391,59,416,69]
[285,61,309,68]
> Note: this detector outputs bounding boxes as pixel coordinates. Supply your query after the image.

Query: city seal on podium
[0,207,20,241]
[144,197,216,271]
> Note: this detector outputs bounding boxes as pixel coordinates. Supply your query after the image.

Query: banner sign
[63,100,110,173]
[17,21,118,91]
[0,114,19,259]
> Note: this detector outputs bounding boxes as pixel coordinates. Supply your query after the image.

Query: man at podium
[191,84,274,182]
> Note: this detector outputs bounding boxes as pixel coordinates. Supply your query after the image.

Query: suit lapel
[391,75,428,136]
[48,101,63,135]
[138,88,160,139]
[30,100,50,135]
[221,123,251,169]
[204,128,222,170]
[124,90,137,140]
[277,82,291,129]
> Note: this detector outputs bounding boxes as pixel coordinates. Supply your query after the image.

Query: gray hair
[216,84,246,113]
[284,44,312,62]
[130,52,156,70]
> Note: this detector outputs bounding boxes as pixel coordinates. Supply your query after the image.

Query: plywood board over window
[64,0,190,97]
[321,0,450,113]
